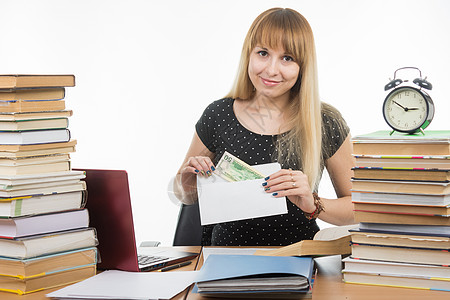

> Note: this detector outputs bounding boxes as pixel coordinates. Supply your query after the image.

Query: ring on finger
[288,168,295,181]
[292,182,296,187]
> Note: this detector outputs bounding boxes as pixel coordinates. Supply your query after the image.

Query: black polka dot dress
[195,98,349,246]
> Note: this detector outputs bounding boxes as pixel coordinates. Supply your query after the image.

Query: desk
[3,246,449,300]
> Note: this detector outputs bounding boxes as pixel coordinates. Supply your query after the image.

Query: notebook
[77,168,198,272]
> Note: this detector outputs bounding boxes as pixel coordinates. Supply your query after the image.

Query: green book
[353,130,450,143]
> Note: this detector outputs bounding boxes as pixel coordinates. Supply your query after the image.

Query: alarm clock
[382,67,435,135]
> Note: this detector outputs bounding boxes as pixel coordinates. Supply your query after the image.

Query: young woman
[174,8,355,246]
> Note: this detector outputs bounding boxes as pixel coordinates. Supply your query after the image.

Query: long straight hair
[227,8,322,190]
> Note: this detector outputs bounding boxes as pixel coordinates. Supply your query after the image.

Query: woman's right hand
[180,156,216,178]
[174,156,216,204]
[173,133,216,204]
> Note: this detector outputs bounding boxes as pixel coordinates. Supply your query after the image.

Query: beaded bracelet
[303,192,324,220]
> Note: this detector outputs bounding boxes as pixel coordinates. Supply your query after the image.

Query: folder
[194,254,314,295]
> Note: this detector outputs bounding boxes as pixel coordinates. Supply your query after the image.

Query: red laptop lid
[78,169,140,272]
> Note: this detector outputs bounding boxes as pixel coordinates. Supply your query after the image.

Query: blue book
[194,255,314,296]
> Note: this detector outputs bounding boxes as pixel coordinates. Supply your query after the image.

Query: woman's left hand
[263,168,317,214]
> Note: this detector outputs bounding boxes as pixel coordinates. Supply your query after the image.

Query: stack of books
[0,75,97,295]
[343,130,450,291]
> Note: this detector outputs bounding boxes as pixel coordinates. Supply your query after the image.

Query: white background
[1,0,449,246]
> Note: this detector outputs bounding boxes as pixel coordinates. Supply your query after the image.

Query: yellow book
[0,75,75,89]
[0,248,96,279]
[0,264,95,295]
[0,88,65,101]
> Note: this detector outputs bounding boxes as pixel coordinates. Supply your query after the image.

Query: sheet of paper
[197,162,287,225]
[46,270,199,300]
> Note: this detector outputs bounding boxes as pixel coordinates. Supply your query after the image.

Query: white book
[0,209,89,238]
[0,228,97,259]
[0,180,86,197]
[0,179,81,192]
[0,118,68,131]
[0,191,86,218]
[351,191,450,206]
[0,170,85,187]
[358,222,450,236]
[343,257,450,278]
[0,161,70,175]
[0,129,70,145]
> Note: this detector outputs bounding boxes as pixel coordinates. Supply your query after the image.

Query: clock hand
[392,101,418,111]
[393,101,407,110]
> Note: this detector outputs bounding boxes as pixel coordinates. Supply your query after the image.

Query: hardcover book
[350,228,450,249]
[354,154,450,169]
[0,110,72,121]
[0,247,97,279]
[350,242,450,266]
[352,130,450,155]
[351,179,450,195]
[0,264,96,295]
[0,139,77,158]
[351,190,450,206]
[353,202,450,217]
[0,209,89,238]
[0,74,75,89]
[0,118,68,131]
[0,99,65,113]
[358,222,450,236]
[353,210,450,226]
[343,257,450,279]
[352,167,450,182]
[0,191,86,218]
[0,88,65,101]
[0,228,97,259]
[342,269,450,291]
[0,129,71,145]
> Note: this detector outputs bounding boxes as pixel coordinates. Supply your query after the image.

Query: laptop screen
[79,169,140,271]
[78,168,199,272]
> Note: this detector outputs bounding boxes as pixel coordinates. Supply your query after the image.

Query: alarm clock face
[383,87,430,133]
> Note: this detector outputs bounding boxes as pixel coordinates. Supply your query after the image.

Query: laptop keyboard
[137,254,168,266]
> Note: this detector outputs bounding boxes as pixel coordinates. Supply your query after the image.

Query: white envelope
[197,162,287,225]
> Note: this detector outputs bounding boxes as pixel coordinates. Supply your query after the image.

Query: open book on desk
[254,224,357,257]
[194,254,314,297]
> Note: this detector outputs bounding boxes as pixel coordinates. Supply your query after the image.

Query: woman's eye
[283,56,294,62]
[257,50,268,57]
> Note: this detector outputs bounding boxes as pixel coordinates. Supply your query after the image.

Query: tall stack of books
[0,75,97,295]
[343,130,450,291]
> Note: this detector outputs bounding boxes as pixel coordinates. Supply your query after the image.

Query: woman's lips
[260,77,281,87]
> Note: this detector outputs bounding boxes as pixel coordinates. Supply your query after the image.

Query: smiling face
[248,45,300,102]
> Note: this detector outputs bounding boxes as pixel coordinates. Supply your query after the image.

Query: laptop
[78,168,198,272]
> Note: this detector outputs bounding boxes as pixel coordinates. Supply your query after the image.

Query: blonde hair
[227,8,322,190]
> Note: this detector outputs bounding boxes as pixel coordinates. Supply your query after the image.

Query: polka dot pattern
[195,98,349,246]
